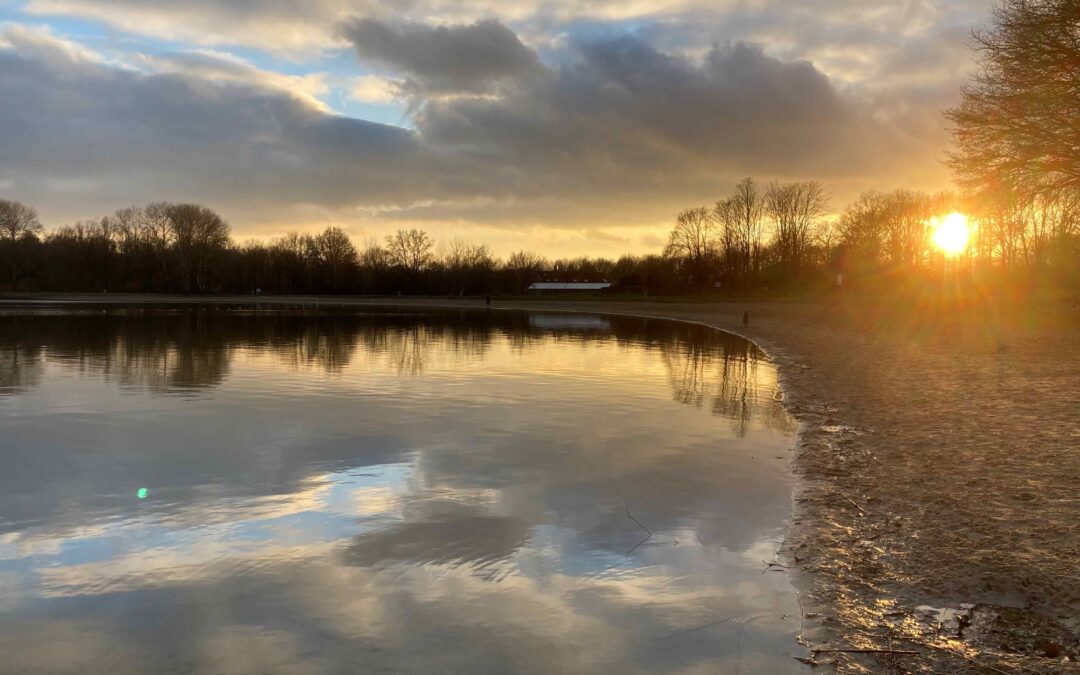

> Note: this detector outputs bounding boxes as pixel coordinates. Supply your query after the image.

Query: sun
[930,212,971,257]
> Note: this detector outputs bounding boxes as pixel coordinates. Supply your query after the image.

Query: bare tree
[385,229,434,274]
[269,232,316,293]
[969,185,1080,271]
[313,227,358,290]
[504,250,547,292]
[166,203,231,292]
[765,181,828,280]
[839,191,890,272]
[143,202,175,288]
[712,198,740,282]
[731,177,766,281]
[360,238,390,270]
[0,199,42,244]
[111,207,145,257]
[946,0,1080,202]
[440,238,495,294]
[46,219,119,290]
[0,199,43,290]
[441,239,493,270]
[882,190,934,269]
[665,207,717,287]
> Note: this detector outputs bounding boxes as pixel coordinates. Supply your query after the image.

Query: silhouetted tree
[359,239,392,294]
[313,227,359,291]
[764,181,828,282]
[439,239,495,295]
[730,178,767,284]
[144,203,176,290]
[269,232,314,293]
[665,207,716,287]
[838,191,890,275]
[46,220,117,290]
[0,199,43,290]
[386,229,433,275]
[166,204,230,292]
[503,250,547,293]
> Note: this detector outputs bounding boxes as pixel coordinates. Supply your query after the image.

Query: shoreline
[3,292,1078,672]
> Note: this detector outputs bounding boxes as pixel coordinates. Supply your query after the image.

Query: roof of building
[527,282,612,290]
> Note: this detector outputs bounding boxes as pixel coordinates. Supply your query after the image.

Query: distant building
[527,281,612,293]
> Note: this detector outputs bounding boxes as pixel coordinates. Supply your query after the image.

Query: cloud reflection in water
[0,308,800,674]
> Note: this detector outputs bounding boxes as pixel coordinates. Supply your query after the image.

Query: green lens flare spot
[137,488,148,499]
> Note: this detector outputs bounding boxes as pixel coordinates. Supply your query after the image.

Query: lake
[0,306,801,674]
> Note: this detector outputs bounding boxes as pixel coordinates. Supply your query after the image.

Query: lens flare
[930,212,971,257]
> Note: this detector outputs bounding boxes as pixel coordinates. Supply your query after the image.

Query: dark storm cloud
[338,18,543,95]
[409,35,925,200]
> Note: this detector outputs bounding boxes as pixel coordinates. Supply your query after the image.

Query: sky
[0,0,995,257]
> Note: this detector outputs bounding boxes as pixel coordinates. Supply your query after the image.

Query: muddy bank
[4,292,1079,672]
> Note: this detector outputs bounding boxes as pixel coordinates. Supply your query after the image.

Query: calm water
[0,307,801,674]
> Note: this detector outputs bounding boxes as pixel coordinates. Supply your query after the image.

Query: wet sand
[3,291,1079,672]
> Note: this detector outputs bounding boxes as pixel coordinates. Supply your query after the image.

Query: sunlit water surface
[0,308,801,674]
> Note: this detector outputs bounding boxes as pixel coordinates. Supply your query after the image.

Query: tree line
[0,198,684,295]
[1,178,1077,296]
[1,0,1078,297]
[666,177,1078,292]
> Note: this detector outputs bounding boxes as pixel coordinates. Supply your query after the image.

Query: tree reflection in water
[661,332,792,437]
[0,309,791,433]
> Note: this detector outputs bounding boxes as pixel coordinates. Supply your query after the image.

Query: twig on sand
[801,635,1032,675]
[626,508,652,536]
[812,648,919,655]
[796,646,920,667]
[845,498,867,515]
[625,508,653,556]
[796,592,809,647]
[654,617,733,642]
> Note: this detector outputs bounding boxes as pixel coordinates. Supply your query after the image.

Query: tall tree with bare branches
[385,229,434,275]
[946,0,1080,202]
[0,198,42,244]
[0,199,43,290]
[166,203,231,292]
[314,227,359,291]
[731,178,766,282]
[765,181,828,280]
[665,207,717,288]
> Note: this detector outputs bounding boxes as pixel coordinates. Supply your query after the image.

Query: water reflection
[0,307,801,674]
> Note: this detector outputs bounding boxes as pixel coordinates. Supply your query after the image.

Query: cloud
[0,25,452,215]
[407,35,941,203]
[133,49,334,112]
[23,0,357,53]
[338,18,543,96]
[0,18,960,254]
[349,73,399,103]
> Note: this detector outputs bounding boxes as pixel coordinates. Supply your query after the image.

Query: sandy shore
[3,292,1079,672]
